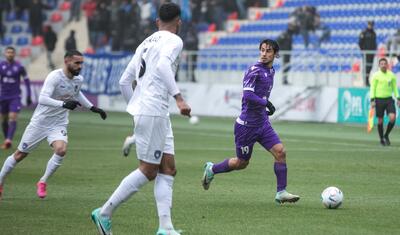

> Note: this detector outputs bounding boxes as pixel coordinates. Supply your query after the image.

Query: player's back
[127,30,183,117]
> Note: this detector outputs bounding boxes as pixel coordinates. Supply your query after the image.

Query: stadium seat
[11,25,23,34]
[16,36,29,47]
[19,47,32,57]
[1,37,13,46]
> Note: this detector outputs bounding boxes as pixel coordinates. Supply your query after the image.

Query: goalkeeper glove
[266,100,276,116]
[90,106,107,120]
[62,100,81,110]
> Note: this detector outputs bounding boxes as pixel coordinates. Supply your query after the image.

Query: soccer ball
[321,186,343,209]
[189,115,199,125]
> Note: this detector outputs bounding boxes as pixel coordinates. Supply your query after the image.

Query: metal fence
[178,49,399,87]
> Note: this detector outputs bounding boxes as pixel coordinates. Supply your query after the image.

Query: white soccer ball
[321,186,343,209]
[189,115,199,125]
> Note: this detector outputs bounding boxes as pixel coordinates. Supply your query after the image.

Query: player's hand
[62,100,81,110]
[266,100,276,116]
[26,97,32,106]
[177,100,191,117]
[90,106,107,120]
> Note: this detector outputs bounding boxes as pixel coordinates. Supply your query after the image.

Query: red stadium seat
[31,36,44,46]
[59,1,71,11]
[50,12,63,22]
[19,47,32,57]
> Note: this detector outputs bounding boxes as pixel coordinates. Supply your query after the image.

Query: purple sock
[274,162,287,192]
[6,121,17,140]
[2,120,8,138]
[212,159,232,174]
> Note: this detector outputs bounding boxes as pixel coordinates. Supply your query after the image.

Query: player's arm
[119,51,141,104]
[157,38,191,117]
[21,66,32,105]
[392,74,400,107]
[370,74,377,108]
[39,75,80,110]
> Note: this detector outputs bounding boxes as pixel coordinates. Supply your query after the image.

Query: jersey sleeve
[119,51,141,103]
[20,65,28,79]
[160,36,183,64]
[38,73,64,107]
[77,91,93,108]
[243,66,258,92]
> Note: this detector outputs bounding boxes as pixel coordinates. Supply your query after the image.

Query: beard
[68,66,81,76]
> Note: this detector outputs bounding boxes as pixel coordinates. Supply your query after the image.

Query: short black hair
[5,46,16,52]
[64,50,83,58]
[159,2,181,23]
[259,39,280,54]
[378,57,388,64]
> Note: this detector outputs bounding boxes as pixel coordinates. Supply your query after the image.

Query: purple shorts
[0,98,22,114]
[234,121,281,160]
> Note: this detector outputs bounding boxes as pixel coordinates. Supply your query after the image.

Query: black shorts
[375,97,396,118]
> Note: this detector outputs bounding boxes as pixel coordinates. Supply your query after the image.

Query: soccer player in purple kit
[202,39,300,204]
[0,46,32,150]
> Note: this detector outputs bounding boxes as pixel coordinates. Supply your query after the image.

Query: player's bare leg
[384,113,396,146]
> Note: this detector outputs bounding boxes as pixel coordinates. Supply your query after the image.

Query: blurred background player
[0,46,32,150]
[370,57,400,146]
[0,50,107,200]
[91,3,191,235]
[202,39,300,204]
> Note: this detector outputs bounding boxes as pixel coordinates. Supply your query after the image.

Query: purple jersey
[0,60,28,100]
[238,62,275,127]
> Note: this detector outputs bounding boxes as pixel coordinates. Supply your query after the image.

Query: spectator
[43,25,58,69]
[29,0,52,37]
[65,30,77,51]
[82,0,97,49]
[358,21,377,87]
[386,29,400,61]
[314,16,331,48]
[184,23,199,82]
[0,1,11,40]
[276,28,294,85]
[14,0,30,20]
[69,0,82,22]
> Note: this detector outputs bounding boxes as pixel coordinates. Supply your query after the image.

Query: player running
[0,46,32,149]
[0,50,107,200]
[201,39,300,204]
[91,3,191,235]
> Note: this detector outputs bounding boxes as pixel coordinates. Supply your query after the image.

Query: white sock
[39,154,64,183]
[154,173,175,230]
[0,155,17,185]
[100,169,149,218]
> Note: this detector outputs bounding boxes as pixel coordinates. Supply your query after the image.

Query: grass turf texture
[0,110,399,235]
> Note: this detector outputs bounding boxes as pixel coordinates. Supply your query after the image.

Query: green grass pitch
[0,110,399,235]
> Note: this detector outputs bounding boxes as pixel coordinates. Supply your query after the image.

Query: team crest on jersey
[13,66,19,72]
[61,130,67,136]
[22,143,29,149]
[154,150,162,159]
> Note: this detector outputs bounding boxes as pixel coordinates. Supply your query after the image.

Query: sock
[212,158,232,174]
[0,155,17,185]
[100,169,149,218]
[6,121,16,140]
[154,173,174,230]
[274,162,287,192]
[378,123,384,139]
[1,120,7,138]
[39,154,64,183]
[385,121,395,137]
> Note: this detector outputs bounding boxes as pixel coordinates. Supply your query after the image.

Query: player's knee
[276,148,286,162]
[14,151,28,162]
[54,147,67,156]
[232,158,249,170]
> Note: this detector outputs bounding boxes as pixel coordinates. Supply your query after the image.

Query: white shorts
[134,115,174,164]
[17,124,68,153]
